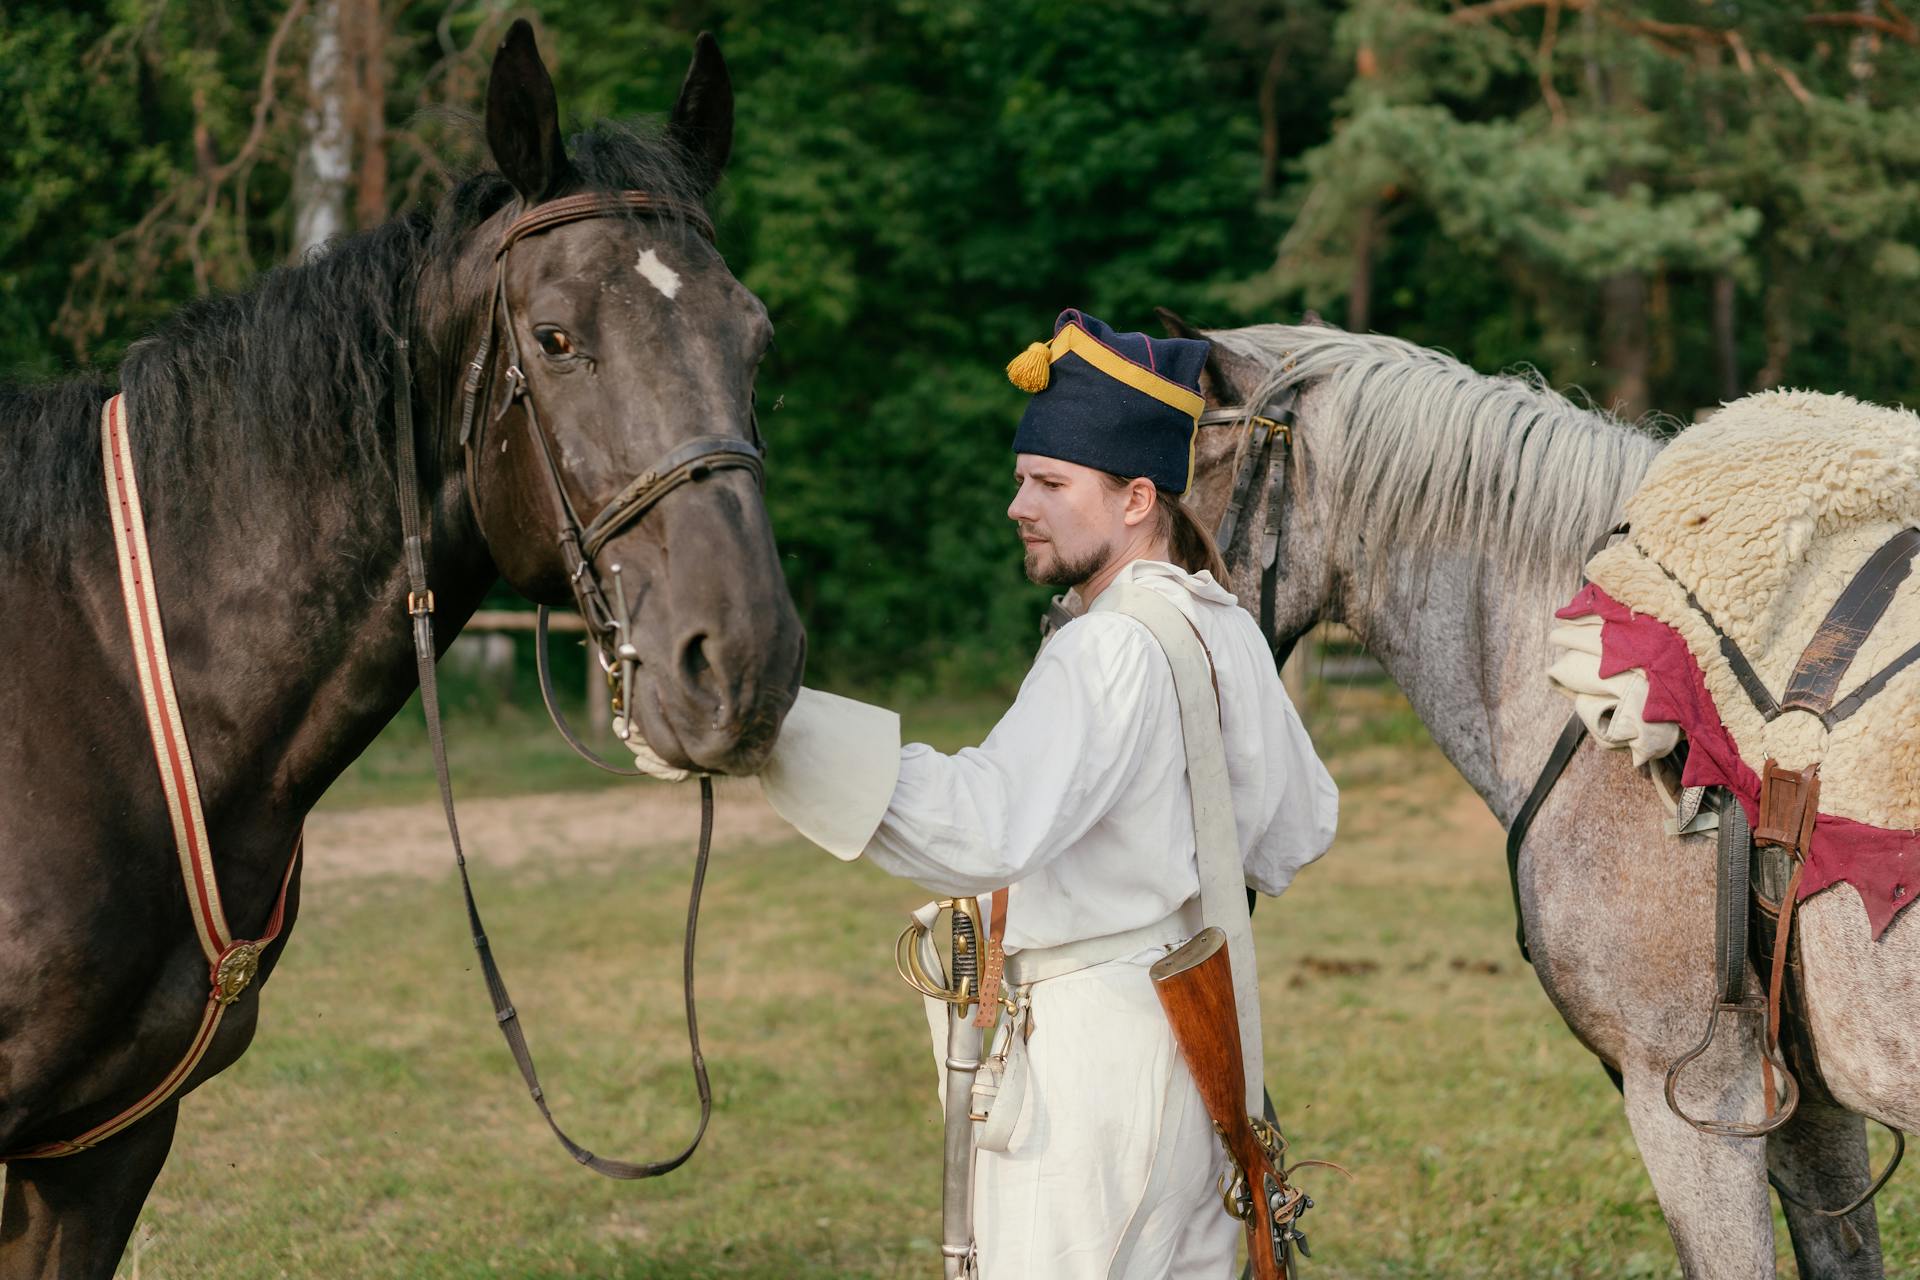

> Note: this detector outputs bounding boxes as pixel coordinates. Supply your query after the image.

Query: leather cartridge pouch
[1755,759,1820,856]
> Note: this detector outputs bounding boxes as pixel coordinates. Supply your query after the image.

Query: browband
[498,190,716,256]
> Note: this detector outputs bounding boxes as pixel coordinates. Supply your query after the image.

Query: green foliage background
[5,0,1917,685]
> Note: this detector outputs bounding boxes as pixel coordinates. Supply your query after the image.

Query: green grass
[102,683,1916,1277]
[323,696,634,810]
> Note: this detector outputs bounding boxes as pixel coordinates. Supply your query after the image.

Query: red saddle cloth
[1558,582,1920,939]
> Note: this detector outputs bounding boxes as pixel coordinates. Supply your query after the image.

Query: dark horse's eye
[534,326,575,357]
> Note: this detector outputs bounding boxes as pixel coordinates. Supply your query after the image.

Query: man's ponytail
[1165,495,1231,589]
[1099,471,1233,586]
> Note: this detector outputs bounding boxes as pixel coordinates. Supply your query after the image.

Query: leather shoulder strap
[1103,582,1263,1116]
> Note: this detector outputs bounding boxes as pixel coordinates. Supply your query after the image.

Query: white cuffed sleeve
[757,688,903,859]
[862,614,1167,897]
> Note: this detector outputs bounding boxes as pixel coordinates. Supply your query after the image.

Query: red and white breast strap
[2,394,301,1161]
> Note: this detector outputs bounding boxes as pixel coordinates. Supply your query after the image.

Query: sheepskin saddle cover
[1553,389,1920,937]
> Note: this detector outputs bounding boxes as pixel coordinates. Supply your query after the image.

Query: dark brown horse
[0,25,803,1278]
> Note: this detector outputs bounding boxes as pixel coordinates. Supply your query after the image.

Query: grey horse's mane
[1209,324,1670,599]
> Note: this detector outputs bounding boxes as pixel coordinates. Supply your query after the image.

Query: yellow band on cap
[1044,322,1205,422]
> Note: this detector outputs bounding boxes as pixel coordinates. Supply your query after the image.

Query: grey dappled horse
[1175,317,1912,1279]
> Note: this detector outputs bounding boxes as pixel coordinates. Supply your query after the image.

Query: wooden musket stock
[1152,927,1293,1280]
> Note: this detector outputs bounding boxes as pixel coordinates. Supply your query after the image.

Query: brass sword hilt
[895,897,985,1013]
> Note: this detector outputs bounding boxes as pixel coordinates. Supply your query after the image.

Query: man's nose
[1007,483,1034,523]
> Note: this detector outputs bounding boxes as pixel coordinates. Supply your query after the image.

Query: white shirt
[864,559,1339,951]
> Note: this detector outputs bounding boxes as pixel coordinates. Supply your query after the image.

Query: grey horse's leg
[1620,1059,1776,1278]
[1769,1094,1885,1279]
[0,1104,177,1280]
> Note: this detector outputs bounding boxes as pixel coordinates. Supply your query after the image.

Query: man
[740,310,1338,1277]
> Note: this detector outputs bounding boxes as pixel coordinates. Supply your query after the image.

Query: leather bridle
[455,191,766,770]
[1199,390,1300,666]
[395,188,766,1181]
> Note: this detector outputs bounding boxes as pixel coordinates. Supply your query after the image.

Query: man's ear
[1124,477,1160,529]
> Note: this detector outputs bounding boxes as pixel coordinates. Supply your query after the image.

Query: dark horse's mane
[0,121,706,564]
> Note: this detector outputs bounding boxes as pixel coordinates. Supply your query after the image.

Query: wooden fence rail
[450,613,1379,739]
[457,608,611,731]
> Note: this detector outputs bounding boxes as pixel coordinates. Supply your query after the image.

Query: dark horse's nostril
[681,633,712,681]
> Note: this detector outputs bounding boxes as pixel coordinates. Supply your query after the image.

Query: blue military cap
[1007,308,1210,494]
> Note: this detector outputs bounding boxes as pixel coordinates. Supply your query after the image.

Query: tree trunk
[348,0,387,230]
[1345,41,1379,334]
[1347,201,1376,333]
[1711,274,1739,402]
[1584,28,1649,420]
[1600,271,1650,420]
[1755,279,1795,390]
[1850,0,1879,105]
[292,0,350,257]
[1258,46,1286,197]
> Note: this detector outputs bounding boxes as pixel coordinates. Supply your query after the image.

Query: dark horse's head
[451,24,803,773]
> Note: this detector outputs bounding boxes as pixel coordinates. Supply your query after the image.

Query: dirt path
[302,743,1502,887]
[303,779,793,883]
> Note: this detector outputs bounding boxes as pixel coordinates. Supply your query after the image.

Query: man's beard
[1024,536,1114,588]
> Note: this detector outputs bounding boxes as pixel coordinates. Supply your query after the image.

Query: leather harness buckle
[408,590,435,617]
[1249,416,1292,443]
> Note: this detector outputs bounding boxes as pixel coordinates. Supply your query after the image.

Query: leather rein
[397,188,757,1179]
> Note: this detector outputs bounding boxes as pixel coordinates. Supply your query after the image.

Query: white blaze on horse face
[634,248,682,300]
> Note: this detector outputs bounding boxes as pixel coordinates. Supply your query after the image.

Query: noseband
[456,191,766,760]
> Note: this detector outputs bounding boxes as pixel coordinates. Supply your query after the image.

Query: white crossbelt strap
[1100,582,1265,1117]
[1002,899,1200,986]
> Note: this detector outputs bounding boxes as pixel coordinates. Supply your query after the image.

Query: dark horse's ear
[1156,306,1240,403]
[487,20,572,203]
[669,33,733,196]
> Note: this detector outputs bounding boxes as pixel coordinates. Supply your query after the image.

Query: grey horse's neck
[1206,324,1667,827]
[1339,558,1589,828]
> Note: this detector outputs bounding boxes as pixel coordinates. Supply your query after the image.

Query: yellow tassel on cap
[1006,341,1052,393]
